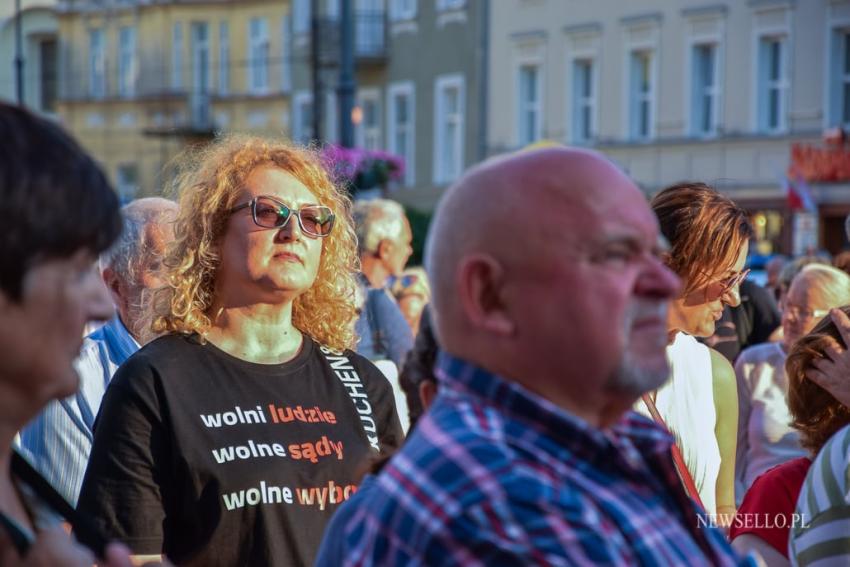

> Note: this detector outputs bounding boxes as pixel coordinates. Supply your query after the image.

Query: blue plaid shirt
[322,352,755,566]
[18,317,138,504]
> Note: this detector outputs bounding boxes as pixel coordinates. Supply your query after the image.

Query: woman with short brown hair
[645,182,753,521]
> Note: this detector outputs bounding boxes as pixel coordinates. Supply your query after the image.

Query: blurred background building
[287,0,486,209]
[0,0,59,115]
[487,0,850,256]
[53,0,291,201]
[4,0,849,256]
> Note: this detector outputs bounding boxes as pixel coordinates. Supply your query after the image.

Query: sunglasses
[229,196,335,238]
[704,268,750,301]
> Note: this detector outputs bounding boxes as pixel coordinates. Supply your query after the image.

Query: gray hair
[100,197,177,283]
[794,264,850,307]
[352,198,407,257]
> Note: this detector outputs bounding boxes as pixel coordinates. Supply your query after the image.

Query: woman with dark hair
[731,304,850,566]
[77,135,402,566]
[0,103,138,565]
[646,182,753,520]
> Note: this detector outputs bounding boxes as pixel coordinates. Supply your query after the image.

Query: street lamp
[14,0,25,106]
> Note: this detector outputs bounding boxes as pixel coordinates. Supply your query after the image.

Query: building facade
[488,0,850,255]
[0,0,59,115]
[56,0,292,200]
[289,0,487,210]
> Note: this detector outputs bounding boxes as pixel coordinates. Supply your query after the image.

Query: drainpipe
[476,0,489,161]
[15,0,25,106]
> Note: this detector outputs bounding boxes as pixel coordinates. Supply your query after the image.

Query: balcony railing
[312,11,388,66]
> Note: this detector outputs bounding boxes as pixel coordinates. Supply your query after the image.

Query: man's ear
[376,239,392,261]
[419,380,437,411]
[456,254,515,336]
[101,266,124,307]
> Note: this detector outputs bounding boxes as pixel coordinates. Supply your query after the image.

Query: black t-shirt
[76,334,403,566]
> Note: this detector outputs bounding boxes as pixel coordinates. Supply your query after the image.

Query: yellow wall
[57,0,292,199]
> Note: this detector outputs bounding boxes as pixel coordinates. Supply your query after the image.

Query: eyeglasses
[704,268,750,301]
[229,196,335,238]
[783,302,830,321]
[393,274,421,289]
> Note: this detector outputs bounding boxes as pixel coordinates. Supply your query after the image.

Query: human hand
[96,545,175,567]
[0,525,93,567]
[98,545,174,567]
[805,308,850,408]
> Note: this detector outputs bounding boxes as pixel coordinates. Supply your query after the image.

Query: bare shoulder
[708,347,737,402]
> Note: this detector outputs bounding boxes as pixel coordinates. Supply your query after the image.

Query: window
[843,31,850,128]
[356,0,385,57]
[294,0,310,35]
[116,164,139,204]
[39,38,57,112]
[691,43,719,136]
[437,0,465,10]
[356,89,381,150]
[89,28,105,98]
[326,0,340,20]
[172,22,183,89]
[293,91,313,143]
[829,29,850,129]
[516,64,541,147]
[118,26,136,98]
[281,16,292,93]
[433,74,464,184]
[757,36,787,133]
[390,0,416,21]
[571,59,596,143]
[191,22,211,128]
[248,18,270,94]
[218,22,229,95]
[629,50,654,140]
[388,82,415,186]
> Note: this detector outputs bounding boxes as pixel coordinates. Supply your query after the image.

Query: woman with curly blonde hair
[77,135,403,567]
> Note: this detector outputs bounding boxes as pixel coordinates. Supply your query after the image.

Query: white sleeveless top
[637,332,721,515]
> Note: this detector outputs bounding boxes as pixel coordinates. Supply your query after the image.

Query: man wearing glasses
[319,147,755,565]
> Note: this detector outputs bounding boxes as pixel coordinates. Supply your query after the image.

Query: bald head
[424,147,679,424]
[425,147,645,346]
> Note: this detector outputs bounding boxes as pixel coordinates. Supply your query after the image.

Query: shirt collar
[93,316,140,364]
[435,351,673,463]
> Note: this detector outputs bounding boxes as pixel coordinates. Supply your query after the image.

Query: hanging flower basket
[320,145,405,196]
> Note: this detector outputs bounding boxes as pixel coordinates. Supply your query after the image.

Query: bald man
[318,148,755,565]
[19,197,177,504]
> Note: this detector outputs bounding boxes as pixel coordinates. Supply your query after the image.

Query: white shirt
[637,332,721,514]
[734,341,806,504]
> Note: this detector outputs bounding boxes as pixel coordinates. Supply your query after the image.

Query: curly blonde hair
[152,134,359,352]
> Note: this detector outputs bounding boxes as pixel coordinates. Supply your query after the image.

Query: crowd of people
[3,100,850,566]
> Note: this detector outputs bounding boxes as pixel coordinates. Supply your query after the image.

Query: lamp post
[310,0,323,143]
[338,0,355,148]
[14,0,25,106]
